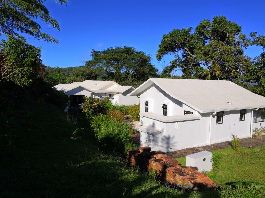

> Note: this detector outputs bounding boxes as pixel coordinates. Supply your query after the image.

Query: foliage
[85,47,158,85]
[44,66,98,86]
[0,37,43,87]
[111,104,140,121]
[2,82,265,197]
[231,135,240,151]
[91,114,136,154]
[157,16,251,82]
[107,109,126,122]
[207,146,265,185]
[219,181,265,198]
[0,0,66,42]
[82,97,112,118]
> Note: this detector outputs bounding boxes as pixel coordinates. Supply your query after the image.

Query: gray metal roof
[130,78,265,113]
[54,80,133,96]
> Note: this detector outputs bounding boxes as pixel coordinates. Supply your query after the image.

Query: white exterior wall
[210,110,252,144]
[140,85,197,117]
[138,84,261,152]
[111,94,139,106]
[140,115,210,152]
[253,121,265,130]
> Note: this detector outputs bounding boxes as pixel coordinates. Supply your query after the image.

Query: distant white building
[130,78,265,152]
[54,80,139,105]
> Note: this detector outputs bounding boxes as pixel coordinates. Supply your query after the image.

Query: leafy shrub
[219,181,265,197]
[111,105,140,121]
[126,105,140,121]
[91,114,136,154]
[108,109,125,122]
[231,135,240,151]
[82,97,112,118]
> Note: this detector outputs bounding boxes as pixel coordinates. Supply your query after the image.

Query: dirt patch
[169,136,265,158]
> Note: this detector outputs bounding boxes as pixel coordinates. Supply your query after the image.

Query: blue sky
[27,0,265,72]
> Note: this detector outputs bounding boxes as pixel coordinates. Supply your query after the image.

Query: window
[184,110,193,115]
[145,101,148,112]
[240,109,246,121]
[253,109,265,123]
[216,111,224,124]
[162,104,167,116]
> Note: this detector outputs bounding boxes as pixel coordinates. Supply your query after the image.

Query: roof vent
[227,101,231,105]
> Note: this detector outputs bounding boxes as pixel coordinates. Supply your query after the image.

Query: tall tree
[243,33,265,96]
[157,16,251,82]
[85,47,158,85]
[0,0,66,42]
[0,37,42,86]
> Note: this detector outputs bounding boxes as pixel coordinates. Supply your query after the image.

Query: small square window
[184,110,193,115]
[216,111,224,124]
[240,109,246,121]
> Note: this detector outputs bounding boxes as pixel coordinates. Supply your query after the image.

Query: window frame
[162,104,167,116]
[145,101,149,112]
[216,111,224,124]
[240,109,246,121]
[184,110,193,115]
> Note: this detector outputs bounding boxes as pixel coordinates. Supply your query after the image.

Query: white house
[130,78,265,152]
[54,80,139,105]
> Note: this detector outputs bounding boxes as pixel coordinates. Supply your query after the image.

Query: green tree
[85,47,158,85]
[157,16,251,81]
[0,37,42,86]
[44,66,98,86]
[244,33,265,96]
[0,0,66,42]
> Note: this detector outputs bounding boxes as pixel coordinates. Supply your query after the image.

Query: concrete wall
[111,94,139,106]
[140,115,210,152]
[210,110,252,144]
[140,85,198,117]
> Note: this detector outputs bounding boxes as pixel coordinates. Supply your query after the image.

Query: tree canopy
[0,37,43,86]
[85,47,158,86]
[0,0,66,42]
[157,16,251,82]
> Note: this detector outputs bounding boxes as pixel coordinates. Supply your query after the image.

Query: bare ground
[169,135,265,158]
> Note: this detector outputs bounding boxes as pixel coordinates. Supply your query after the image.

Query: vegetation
[81,98,139,154]
[91,114,136,153]
[231,135,241,151]
[0,37,43,86]
[85,47,158,86]
[1,1,265,195]
[44,66,97,86]
[208,146,265,185]
[177,146,265,193]
[157,16,265,97]
[0,0,66,42]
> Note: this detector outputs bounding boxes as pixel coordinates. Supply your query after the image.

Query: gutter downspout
[250,110,253,138]
[208,114,212,145]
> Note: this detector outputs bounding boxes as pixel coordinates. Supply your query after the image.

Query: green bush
[219,181,265,197]
[111,104,140,121]
[91,114,136,154]
[231,135,240,151]
[82,97,112,118]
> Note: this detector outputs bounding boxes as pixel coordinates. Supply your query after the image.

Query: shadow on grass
[0,85,220,197]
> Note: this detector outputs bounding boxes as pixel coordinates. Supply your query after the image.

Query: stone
[127,147,216,190]
[186,151,213,172]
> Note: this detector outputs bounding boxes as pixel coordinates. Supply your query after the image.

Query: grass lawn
[177,146,265,185]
